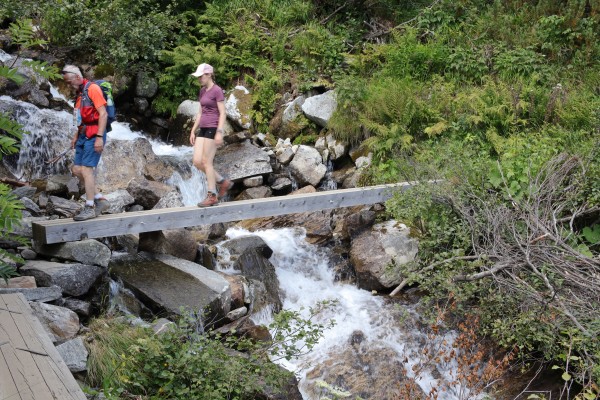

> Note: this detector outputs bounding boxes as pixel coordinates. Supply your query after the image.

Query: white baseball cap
[191,63,214,77]
[61,65,82,77]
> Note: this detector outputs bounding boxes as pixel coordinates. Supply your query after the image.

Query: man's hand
[94,137,104,153]
[71,136,77,149]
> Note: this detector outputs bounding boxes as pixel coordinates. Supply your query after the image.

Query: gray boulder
[350,220,418,291]
[301,90,337,128]
[32,239,111,268]
[214,141,272,182]
[110,253,231,323]
[96,138,175,193]
[289,145,327,187]
[30,302,80,344]
[56,337,88,373]
[20,260,105,297]
[225,86,252,130]
[138,229,198,261]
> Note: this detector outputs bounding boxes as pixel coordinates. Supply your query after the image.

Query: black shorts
[196,127,217,139]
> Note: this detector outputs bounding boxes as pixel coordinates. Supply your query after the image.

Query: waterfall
[218,227,482,400]
[0,95,72,180]
[318,158,337,191]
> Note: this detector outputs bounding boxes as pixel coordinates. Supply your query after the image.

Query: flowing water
[5,87,487,400]
[218,228,480,400]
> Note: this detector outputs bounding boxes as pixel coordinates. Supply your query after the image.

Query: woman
[189,63,233,207]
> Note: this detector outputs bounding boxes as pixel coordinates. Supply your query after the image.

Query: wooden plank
[0,294,39,400]
[32,183,412,244]
[0,294,86,400]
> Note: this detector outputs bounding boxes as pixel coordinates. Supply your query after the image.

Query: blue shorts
[74,134,106,167]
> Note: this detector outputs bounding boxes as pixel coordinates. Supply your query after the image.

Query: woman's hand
[190,131,196,146]
[215,128,224,146]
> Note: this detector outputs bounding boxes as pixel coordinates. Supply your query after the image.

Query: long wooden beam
[32,183,412,244]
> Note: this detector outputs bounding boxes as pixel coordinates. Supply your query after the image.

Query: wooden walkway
[32,183,412,245]
[0,293,86,400]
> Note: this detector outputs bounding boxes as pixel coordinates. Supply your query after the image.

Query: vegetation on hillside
[1,0,600,397]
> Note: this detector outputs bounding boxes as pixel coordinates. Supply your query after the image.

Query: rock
[56,337,88,373]
[218,272,247,309]
[11,185,37,199]
[152,190,184,209]
[46,196,81,218]
[226,306,248,321]
[135,71,159,98]
[289,145,327,187]
[243,176,264,187]
[96,138,175,193]
[20,260,105,297]
[219,235,274,262]
[301,90,337,128]
[0,276,36,288]
[225,86,252,130]
[110,253,231,323]
[133,97,149,113]
[60,298,91,317]
[271,177,292,192]
[214,141,272,182]
[236,186,272,200]
[29,302,80,344]
[0,285,63,302]
[46,174,73,196]
[32,239,111,268]
[152,318,176,335]
[20,248,38,260]
[138,229,198,261]
[20,196,42,216]
[104,189,135,214]
[349,220,418,291]
[234,248,282,313]
[126,178,174,210]
[196,244,217,270]
[304,331,422,400]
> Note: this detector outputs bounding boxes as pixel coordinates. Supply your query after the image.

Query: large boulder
[20,260,105,297]
[29,302,80,344]
[96,137,175,193]
[32,239,111,268]
[110,253,231,322]
[233,248,282,314]
[135,71,158,98]
[225,86,252,130]
[56,337,89,373]
[138,229,198,261]
[288,145,327,187]
[301,90,337,128]
[214,141,273,182]
[126,178,175,210]
[349,220,418,291]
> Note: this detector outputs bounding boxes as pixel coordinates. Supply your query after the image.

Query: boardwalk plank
[0,294,86,400]
[32,183,412,244]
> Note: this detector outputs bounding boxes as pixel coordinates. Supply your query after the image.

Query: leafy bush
[41,0,179,73]
[88,303,334,398]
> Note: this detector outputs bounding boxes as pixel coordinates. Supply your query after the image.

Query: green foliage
[90,303,334,398]
[42,0,180,73]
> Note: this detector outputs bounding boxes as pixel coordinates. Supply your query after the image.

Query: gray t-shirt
[198,84,225,128]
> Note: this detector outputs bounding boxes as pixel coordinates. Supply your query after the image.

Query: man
[62,65,110,221]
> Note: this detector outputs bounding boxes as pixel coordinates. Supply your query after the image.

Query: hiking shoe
[73,205,97,221]
[198,192,218,207]
[217,178,234,198]
[94,198,110,216]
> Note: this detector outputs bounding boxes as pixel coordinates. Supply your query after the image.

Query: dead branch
[0,177,29,187]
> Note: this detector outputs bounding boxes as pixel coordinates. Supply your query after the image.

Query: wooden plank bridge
[32,183,412,245]
[0,293,87,400]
